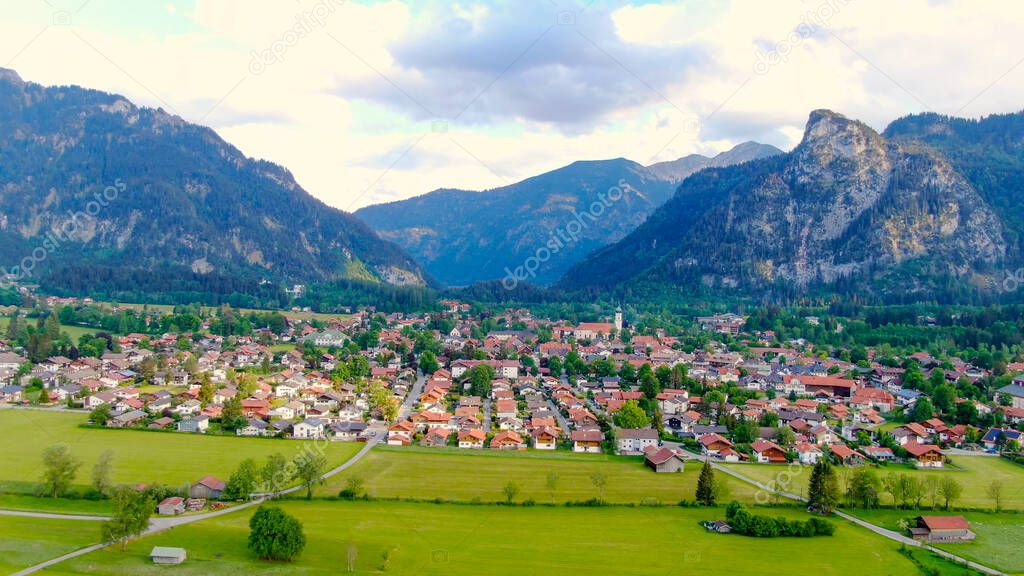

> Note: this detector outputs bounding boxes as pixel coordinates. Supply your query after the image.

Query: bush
[723,501,834,538]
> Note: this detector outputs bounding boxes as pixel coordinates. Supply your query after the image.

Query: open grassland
[319,445,759,504]
[852,508,1024,574]
[0,494,113,515]
[0,315,100,341]
[724,456,1024,510]
[0,409,362,495]
[0,515,100,574]
[37,500,961,576]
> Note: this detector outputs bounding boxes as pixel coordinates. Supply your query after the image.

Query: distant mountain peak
[0,67,23,85]
[644,141,782,182]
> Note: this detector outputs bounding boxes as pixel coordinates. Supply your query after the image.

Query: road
[544,396,571,432]
[10,371,427,576]
[482,398,492,431]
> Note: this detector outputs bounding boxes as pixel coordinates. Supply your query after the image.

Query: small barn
[189,476,226,499]
[150,546,187,565]
[645,447,686,473]
[911,516,976,543]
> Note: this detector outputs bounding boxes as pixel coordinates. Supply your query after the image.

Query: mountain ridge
[356,141,782,286]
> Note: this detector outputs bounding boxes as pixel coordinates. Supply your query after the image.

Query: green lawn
[0,316,101,341]
[851,509,1024,574]
[0,515,101,574]
[724,456,1024,509]
[37,500,960,576]
[0,494,113,515]
[318,445,756,504]
[0,409,362,495]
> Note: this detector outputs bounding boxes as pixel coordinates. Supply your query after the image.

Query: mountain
[0,69,428,294]
[559,110,1013,301]
[355,142,781,286]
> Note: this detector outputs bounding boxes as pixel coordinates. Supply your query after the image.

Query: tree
[40,444,81,498]
[101,486,155,550]
[986,479,1004,512]
[547,356,563,377]
[224,458,260,500]
[221,396,245,431]
[260,453,289,493]
[938,477,963,510]
[910,397,935,422]
[612,400,651,429]
[590,471,607,502]
[545,471,559,503]
[845,467,880,509]
[419,350,439,374]
[807,459,839,514]
[502,481,519,505]
[775,425,795,447]
[92,449,114,497]
[292,450,327,500]
[248,505,306,562]
[696,459,717,506]
[89,404,113,426]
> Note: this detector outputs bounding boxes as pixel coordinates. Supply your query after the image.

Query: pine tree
[696,459,717,506]
[45,311,61,340]
[5,312,20,341]
[808,459,840,514]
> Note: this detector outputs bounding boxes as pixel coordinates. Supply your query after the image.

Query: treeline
[724,502,835,538]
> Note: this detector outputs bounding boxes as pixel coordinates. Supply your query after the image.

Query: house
[795,442,824,465]
[490,430,525,450]
[531,426,559,450]
[330,421,368,441]
[996,383,1024,410]
[904,443,944,468]
[177,415,210,434]
[829,444,865,466]
[388,420,414,446]
[237,418,272,437]
[891,423,929,446]
[982,427,1022,450]
[292,418,326,439]
[108,409,147,428]
[458,428,486,449]
[494,399,518,419]
[420,427,451,447]
[149,416,174,430]
[571,429,603,453]
[699,433,733,457]
[645,447,685,473]
[189,476,225,499]
[750,440,787,463]
[616,428,660,454]
[157,497,185,515]
[910,516,976,543]
[150,546,187,565]
[850,387,895,412]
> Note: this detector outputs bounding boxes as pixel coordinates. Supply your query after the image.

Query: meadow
[0,409,362,496]
[723,456,1024,510]
[34,500,971,576]
[852,508,1024,574]
[0,514,101,574]
[319,445,758,504]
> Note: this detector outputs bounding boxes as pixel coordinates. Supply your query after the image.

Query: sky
[2,0,1023,211]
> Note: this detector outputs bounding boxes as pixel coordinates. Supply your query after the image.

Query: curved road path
[10,371,426,576]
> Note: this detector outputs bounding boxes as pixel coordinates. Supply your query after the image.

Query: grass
[0,494,113,515]
[853,508,1024,574]
[0,514,101,574]
[0,316,101,341]
[0,409,362,496]
[37,500,953,576]
[318,445,757,504]
[723,456,1024,509]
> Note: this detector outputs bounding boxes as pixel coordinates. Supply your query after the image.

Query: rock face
[356,142,781,286]
[559,110,1012,300]
[0,68,428,290]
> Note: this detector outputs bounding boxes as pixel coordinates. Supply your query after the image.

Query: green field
[35,500,964,576]
[724,456,1024,509]
[0,409,362,495]
[319,445,757,504]
[852,509,1024,574]
[0,515,100,574]
[0,315,100,341]
[0,494,113,515]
